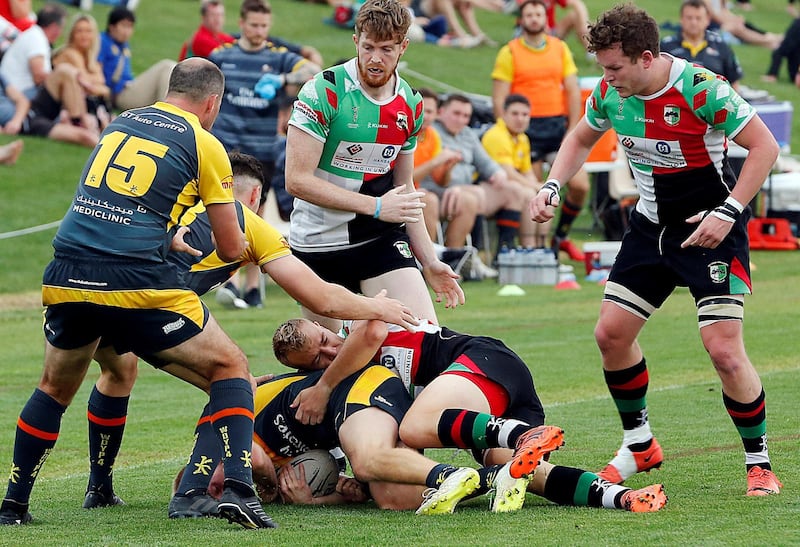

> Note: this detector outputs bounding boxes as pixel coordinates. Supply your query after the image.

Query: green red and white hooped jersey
[585,55,756,226]
[288,58,423,251]
[341,319,444,394]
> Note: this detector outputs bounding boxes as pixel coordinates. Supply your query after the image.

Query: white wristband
[709,196,744,223]
[724,195,744,213]
[540,179,560,206]
[543,178,561,191]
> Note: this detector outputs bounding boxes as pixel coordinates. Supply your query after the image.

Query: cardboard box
[583,241,622,275]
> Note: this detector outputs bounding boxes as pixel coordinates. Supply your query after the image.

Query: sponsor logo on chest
[332,141,399,174]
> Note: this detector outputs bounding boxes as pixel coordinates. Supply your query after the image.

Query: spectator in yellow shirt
[482,93,550,247]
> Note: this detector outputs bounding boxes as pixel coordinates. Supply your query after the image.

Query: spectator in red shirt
[0,0,34,33]
[510,0,590,53]
[179,0,234,61]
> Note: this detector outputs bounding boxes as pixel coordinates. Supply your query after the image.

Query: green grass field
[0,0,798,544]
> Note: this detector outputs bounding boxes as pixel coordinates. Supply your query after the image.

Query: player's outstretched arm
[264,256,418,330]
[291,320,388,425]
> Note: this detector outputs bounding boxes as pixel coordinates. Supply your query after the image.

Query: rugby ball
[287,449,339,497]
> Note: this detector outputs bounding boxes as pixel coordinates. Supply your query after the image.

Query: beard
[357,58,396,89]
[521,21,546,37]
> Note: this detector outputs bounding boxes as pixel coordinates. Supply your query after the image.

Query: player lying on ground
[273,318,667,513]
[170,365,564,515]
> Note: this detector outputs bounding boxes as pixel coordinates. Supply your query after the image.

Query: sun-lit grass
[0,1,797,544]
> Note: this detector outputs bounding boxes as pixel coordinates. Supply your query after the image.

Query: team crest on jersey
[352,106,359,123]
[394,241,413,258]
[708,261,728,283]
[396,111,408,131]
[663,106,680,126]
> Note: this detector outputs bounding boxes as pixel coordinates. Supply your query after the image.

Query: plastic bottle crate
[497,247,558,285]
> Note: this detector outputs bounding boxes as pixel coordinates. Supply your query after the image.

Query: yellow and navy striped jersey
[169,200,292,295]
[252,370,337,467]
[53,102,234,263]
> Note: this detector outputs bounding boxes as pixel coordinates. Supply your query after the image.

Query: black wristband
[710,201,741,223]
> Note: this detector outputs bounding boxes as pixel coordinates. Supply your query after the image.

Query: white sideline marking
[0,221,61,240]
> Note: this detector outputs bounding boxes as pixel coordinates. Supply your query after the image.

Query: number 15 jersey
[53,102,235,263]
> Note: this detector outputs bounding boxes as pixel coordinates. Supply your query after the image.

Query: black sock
[425,464,458,488]
[496,209,521,249]
[87,386,129,493]
[554,199,582,239]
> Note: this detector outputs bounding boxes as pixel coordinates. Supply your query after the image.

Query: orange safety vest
[508,37,570,118]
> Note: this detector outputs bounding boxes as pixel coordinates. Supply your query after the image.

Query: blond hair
[272,319,309,367]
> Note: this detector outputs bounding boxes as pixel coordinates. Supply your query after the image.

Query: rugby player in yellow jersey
[81,151,418,519]
[177,365,486,514]
[0,59,273,530]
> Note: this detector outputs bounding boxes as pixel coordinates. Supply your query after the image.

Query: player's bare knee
[594,321,621,354]
[709,354,746,378]
[347,453,376,482]
[369,484,420,510]
[705,339,747,376]
[347,447,386,483]
[398,419,423,448]
[37,377,82,406]
[211,346,250,379]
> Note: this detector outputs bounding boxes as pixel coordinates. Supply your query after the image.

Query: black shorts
[526,116,567,162]
[443,336,545,427]
[608,209,752,308]
[21,87,60,137]
[330,365,412,431]
[42,257,208,357]
[291,228,419,294]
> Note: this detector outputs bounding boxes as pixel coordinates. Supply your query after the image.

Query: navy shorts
[330,365,413,432]
[291,228,419,294]
[608,209,752,308]
[42,257,208,357]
